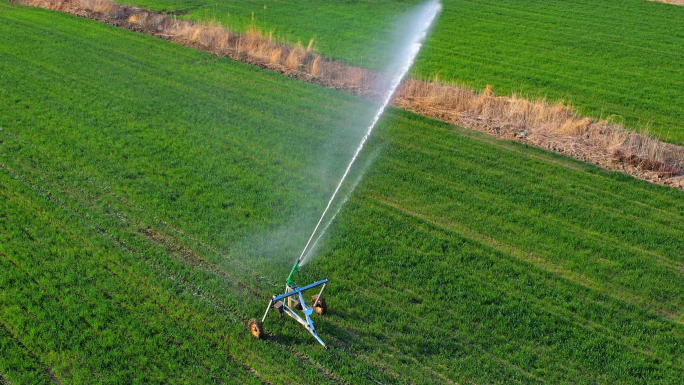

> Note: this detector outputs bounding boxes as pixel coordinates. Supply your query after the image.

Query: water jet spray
[248,0,441,348]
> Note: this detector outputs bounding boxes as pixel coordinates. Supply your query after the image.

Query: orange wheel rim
[250,324,259,337]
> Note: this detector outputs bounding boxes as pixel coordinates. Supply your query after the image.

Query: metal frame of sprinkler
[248,260,330,348]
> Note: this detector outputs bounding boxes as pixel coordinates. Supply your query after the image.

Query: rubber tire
[312,295,327,316]
[248,319,264,339]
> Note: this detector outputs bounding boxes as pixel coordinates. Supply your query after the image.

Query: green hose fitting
[286,260,300,286]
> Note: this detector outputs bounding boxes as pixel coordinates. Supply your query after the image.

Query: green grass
[114,0,684,145]
[122,0,417,69]
[2,2,684,383]
[417,0,684,145]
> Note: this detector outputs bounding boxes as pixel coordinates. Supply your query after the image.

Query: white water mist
[297,0,442,266]
[300,147,381,265]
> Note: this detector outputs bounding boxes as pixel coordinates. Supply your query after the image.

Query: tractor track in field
[333,258,682,378]
[0,197,234,380]
[0,158,351,384]
[139,226,267,301]
[2,134,348,382]
[330,275,551,383]
[366,194,684,325]
[0,128,285,292]
[335,250,684,360]
[1,220,273,384]
[2,129,453,383]
[0,163,276,383]
[379,151,684,274]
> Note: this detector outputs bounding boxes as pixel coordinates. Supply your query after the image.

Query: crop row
[1,3,683,383]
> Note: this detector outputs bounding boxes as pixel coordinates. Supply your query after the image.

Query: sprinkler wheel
[248,318,264,339]
[312,295,327,315]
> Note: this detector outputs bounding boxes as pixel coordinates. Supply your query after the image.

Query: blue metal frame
[260,279,329,348]
[272,279,327,302]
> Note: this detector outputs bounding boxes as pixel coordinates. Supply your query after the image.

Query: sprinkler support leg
[261,299,273,323]
[312,283,326,308]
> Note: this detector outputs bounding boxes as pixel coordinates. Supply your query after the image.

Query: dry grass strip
[650,0,684,5]
[395,81,684,187]
[16,0,684,189]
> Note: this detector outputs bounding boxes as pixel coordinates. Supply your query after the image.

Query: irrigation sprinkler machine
[248,257,330,348]
[247,0,441,349]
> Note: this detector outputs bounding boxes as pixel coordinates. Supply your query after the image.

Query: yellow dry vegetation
[650,0,684,5]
